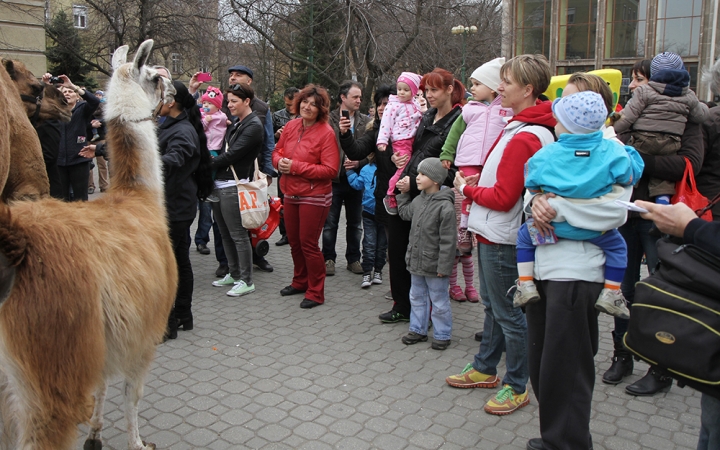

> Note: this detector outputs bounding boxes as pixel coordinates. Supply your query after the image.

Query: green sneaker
[227,280,255,297]
[212,274,237,287]
[484,384,530,415]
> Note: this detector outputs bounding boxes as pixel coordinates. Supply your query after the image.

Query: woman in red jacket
[273,85,340,308]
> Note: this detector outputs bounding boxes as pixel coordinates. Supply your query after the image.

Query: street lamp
[451,25,478,84]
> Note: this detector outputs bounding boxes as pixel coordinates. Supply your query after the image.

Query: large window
[73,5,88,29]
[171,53,183,74]
[655,0,702,56]
[605,0,647,58]
[558,0,597,60]
[515,0,552,57]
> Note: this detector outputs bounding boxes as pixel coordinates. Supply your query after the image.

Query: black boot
[625,367,673,396]
[602,334,633,385]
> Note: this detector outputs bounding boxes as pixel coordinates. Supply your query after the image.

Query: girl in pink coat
[377,72,423,214]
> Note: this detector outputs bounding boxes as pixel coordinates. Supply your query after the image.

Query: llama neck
[104,118,164,199]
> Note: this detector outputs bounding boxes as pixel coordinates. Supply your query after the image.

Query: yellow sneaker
[445,363,500,388]
[484,384,530,415]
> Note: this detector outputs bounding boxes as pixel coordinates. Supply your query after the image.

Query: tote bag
[231,162,269,229]
[671,158,712,221]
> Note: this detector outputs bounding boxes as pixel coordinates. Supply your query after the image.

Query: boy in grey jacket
[397,158,457,350]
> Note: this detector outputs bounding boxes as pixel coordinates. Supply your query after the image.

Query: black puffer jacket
[400,106,462,198]
[158,110,200,222]
[699,106,720,220]
[341,119,395,226]
[212,111,264,181]
[57,91,100,166]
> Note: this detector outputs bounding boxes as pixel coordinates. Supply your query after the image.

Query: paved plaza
[76,186,703,450]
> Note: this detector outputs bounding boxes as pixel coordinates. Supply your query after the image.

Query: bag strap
[697,191,720,218]
[682,158,698,191]
[231,159,263,184]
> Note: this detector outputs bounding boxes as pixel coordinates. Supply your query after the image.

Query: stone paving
[76,186,703,450]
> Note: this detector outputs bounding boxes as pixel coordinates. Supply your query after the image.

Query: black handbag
[624,238,720,400]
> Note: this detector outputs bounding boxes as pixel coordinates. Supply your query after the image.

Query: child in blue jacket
[513,91,644,320]
[347,157,387,288]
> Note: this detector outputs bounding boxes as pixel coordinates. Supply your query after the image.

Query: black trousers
[58,161,90,202]
[386,214,412,317]
[526,280,601,450]
[168,219,194,321]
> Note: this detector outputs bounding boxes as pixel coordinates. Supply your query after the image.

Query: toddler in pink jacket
[377,72,423,214]
[201,86,228,154]
[440,57,513,230]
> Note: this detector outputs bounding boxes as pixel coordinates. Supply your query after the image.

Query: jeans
[698,393,720,450]
[322,178,363,264]
[409,274,452,341]
[58,161,90,202]
[361,215,387,274]
[193,201,228,265]
[284,200,331,303]
[168,219,194,319]
[212,186,253,285]
[474,243,529,394]
[615,217,659,342]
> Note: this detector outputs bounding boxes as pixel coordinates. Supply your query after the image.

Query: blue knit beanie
[551,91,608,135]
[651,52,684,77]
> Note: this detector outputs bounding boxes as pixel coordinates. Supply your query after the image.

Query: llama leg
[84,382,108,449]
[124,378,154,450]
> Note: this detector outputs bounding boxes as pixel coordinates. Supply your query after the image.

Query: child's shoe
[361,274,372,288]
[431,339,451,350]
[449,285,467,302]
[595,288,630,319]
[401,332,428,345]
[465,286,480,303]
[383,196,398,215]
[205,193,220,203]
[512,280,540,308]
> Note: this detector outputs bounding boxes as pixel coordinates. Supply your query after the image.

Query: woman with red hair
[272,84,340,309]
[379,68,464,324]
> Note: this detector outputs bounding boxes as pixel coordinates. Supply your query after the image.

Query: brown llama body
[0,59,71,202]
[0,40,178,449]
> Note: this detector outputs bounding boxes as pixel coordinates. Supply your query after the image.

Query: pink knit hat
[397,72,422,97]
[201,86,224,110]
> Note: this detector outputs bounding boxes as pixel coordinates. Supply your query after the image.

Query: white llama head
[109,39,175,118]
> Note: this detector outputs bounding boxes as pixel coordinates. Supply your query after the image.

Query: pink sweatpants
[387,138,414,196]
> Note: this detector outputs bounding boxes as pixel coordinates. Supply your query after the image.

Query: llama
[0,40,177,450]
[0,59,71,202]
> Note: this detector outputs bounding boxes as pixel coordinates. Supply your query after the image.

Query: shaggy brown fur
[0,60,71,202]
[0,41,177,449]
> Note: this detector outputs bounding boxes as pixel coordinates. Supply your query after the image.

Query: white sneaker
[595,288,630,319]
[227,280,255,297]
[212,274,238,287]
[361,274,372,288]
[512,280,540,308]
[372,272,383,284]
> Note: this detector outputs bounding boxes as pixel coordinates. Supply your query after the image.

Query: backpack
[624,238,720,400]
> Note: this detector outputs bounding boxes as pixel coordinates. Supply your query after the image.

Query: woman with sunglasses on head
[209,83,264,299]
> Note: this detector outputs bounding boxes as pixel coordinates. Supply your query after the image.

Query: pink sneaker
[450,285,467,302]
[465,286,480,303]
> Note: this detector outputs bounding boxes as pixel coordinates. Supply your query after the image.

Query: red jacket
[273,118,340,196]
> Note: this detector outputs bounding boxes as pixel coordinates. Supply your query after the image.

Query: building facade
[502,0,720,102]
[0,0,47,75]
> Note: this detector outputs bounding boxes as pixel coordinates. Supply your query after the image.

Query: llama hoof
[83,438,102,450]
[142,441,156,450]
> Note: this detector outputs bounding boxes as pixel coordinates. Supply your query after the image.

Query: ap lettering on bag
[239,191,259,211]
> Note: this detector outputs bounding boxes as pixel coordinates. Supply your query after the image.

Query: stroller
[249,196,283,256]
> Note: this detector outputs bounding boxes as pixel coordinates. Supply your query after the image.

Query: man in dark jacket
[636,200,720,450]
[323,80,371,276]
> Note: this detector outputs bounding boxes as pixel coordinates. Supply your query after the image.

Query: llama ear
[112,46,129,71]
[2,59,16,81]
[133,39,154,73]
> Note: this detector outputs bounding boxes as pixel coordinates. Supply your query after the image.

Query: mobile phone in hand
[197,72,212,82]
[341,110,350,120]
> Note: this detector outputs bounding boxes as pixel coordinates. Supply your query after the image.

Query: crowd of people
[36,49,720,450]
